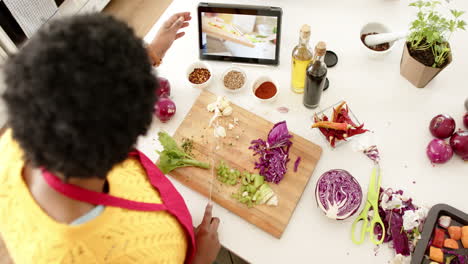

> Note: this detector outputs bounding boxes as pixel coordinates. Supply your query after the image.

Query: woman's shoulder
[106,155,164,204]
[0,129,25,184]
[0,129,23,159]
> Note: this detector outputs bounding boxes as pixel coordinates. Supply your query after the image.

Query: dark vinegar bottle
[304,41,327,109]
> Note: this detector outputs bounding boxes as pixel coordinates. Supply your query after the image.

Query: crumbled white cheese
[214,126,226,138]
[402,210,420,231]
[416,207,428,220]
[233,117,239,125]
[390,254,411,264]
[402,207,428,231]
[215,145,220,150]
[380,193,403,210]
[228,123,235,130]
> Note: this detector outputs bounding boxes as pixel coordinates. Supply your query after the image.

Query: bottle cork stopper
[300,24,311,39]
[315,41,327,56]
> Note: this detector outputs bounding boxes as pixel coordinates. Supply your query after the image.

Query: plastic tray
[411,204,468,264]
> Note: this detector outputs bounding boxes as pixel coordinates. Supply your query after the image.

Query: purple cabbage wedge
[315,169,362,220]
[249,121,293,183]
[389,212,410,256]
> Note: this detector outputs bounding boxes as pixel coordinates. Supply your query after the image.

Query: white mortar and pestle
[360,22,408,58]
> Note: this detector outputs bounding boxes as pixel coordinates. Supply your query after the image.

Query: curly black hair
[3,14,158,179]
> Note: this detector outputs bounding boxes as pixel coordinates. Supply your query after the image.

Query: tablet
[198,3,282,65]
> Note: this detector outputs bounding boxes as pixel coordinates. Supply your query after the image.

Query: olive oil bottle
[291,25,313,93]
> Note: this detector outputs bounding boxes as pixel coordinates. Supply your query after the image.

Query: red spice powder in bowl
[252,76,278,102]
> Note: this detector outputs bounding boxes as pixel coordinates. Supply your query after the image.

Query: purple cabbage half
[315,169,362,220]
[249,121,293,184]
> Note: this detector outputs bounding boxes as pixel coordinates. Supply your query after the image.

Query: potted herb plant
[401,0,466,88]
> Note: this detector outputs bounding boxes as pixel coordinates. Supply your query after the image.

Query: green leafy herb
[181,138,194,156]
[407,0,466,67]
[157,132,210,174]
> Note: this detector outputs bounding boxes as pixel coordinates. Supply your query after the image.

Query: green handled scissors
[351,167,385,245]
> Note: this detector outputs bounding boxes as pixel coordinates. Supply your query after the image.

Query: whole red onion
[464,113,468,129]
[426,139,453,164]
[156,77,171,98]
[429,114,456,139]
[449,130,468,161]
[154,97,176,123]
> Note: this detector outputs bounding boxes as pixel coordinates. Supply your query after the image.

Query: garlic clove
[214,126,226,138]
[218,97,230,111]
[222,106,233,116]
[207,103,217,112]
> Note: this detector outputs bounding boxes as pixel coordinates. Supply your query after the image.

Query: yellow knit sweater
[0,130,187,264]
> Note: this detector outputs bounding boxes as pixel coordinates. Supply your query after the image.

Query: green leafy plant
[407,0,466,68]
[157,131,210,174]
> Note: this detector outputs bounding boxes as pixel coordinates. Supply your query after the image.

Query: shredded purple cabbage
[443,249,468,264]
[249,121,292,183]
[363,145,380,164]
[294,157,301,172]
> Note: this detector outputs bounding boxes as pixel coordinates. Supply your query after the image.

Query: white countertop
[138,0,468,263]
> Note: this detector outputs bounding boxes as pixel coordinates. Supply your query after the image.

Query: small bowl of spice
[360,22,395,58]
[251,76,278,102]
[222,67,246,93]
[187,61,212,89]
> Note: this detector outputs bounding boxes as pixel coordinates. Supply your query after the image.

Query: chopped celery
[217,161,279,207]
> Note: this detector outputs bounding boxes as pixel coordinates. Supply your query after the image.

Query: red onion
[449,130,468,161]
[156,77,171,98]
[429,114,456,139]
[154,97,176,123]
[463,113,468,129]
[426,139,453,164]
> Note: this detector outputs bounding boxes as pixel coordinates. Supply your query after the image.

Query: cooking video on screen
[201,12,278,60]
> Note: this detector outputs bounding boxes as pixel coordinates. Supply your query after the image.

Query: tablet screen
[201,13,278,60]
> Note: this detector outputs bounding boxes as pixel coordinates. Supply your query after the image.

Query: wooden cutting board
[169,91,322,238]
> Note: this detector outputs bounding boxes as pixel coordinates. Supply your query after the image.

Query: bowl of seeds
[186,61,212,89]
[221,67,246,93]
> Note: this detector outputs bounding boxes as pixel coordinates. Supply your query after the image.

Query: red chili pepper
[332,101,347,122]
[340,108,358,127]
[347,123,369,137]
[432,228,445,248]
[333,130,347,141]
[318,127,331,138]
[312,121,351,131]
[330,136,336,147]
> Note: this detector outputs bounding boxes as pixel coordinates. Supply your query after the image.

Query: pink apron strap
[42,169,167,211]
[41,150,196,264]
[129,150,196,264]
